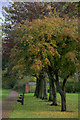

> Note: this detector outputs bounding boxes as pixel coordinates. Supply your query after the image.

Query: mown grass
[2,89,11,100]
[9,93,79,118]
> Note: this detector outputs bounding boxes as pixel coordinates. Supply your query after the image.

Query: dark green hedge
[2,76,16,89]
[60,82,80,93]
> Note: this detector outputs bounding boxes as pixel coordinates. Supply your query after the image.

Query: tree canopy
[9,12,79,78]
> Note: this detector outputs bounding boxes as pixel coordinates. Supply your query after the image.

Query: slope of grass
[9,93,79,118]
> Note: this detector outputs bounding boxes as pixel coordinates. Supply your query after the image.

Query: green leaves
[8,9,79,78]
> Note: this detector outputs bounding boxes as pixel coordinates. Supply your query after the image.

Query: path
[2,90,18,119]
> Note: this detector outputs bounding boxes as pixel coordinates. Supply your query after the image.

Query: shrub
[2,76,16,89]
[60,81,79,93]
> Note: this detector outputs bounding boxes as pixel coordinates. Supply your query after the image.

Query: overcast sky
[0,2,10,25]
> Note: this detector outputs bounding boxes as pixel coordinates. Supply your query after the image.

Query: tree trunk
[51,79,57,106]
[78,72,80,81]
[38,74,44,99]
[49,77,53,101]
[34,77,40,97]
[35,72,47,100]
[61,91,66,111]
[43,78,47,99]
[55,73,67,111]
[48,66,57,105]
[41,79,44,99]
[38,79,42,99]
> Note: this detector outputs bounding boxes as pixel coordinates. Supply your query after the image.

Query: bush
[13,80,26,92]
[2,76,16,89]
[60,81,79,93]
[65,82,74,93]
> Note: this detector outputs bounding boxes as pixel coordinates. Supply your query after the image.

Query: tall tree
[2,2,78,71]
[2,2,51,71]
[5,8,79,111]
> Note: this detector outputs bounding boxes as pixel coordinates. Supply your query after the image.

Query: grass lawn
[9,93,79,118]
[2,89,11,100]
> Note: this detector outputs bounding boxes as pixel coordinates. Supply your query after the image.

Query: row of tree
[2,2,79,112]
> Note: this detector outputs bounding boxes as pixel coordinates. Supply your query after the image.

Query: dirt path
[2,90,18,119]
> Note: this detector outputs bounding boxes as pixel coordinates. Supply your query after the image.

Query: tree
[2,2,78,71]
[2,2,51,71]
[9,14,59,104]
[6,9,79,111]
[51,2,78,18]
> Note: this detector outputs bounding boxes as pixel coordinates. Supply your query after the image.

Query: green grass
[2,89,11,100]
[9,93,79,118]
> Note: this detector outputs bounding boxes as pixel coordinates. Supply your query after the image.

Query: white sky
[0,2,9,25]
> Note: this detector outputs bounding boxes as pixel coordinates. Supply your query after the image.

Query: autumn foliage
[10,11,79,77]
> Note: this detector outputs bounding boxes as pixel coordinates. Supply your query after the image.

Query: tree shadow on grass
[48,109,74,112]
[39,100,49,102]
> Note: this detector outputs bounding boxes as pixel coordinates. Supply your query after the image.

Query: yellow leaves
[64,18,68,24]
[28,44,40,56]
[42,37,45,41]
[24,43,26,46]
[29,26,33,29]
[37,48,40,52]
[29,35,33,39]
[44,58,50,65]
[44,16,47,19]
[42,43,49,47]
[34,47,40,55]
[51,7,54,9]
[38,43,41,47]
[45,58,48,62]
[30,59,43,73]
[42,49,47,58]
[49,34,52,38]
[49,11,52,16]
[49,49,55,56]
[34,18,41,23]
[36,65,40,71]
[47,34,51,40]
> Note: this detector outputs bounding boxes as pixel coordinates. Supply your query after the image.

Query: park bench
[17,92,24,105]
